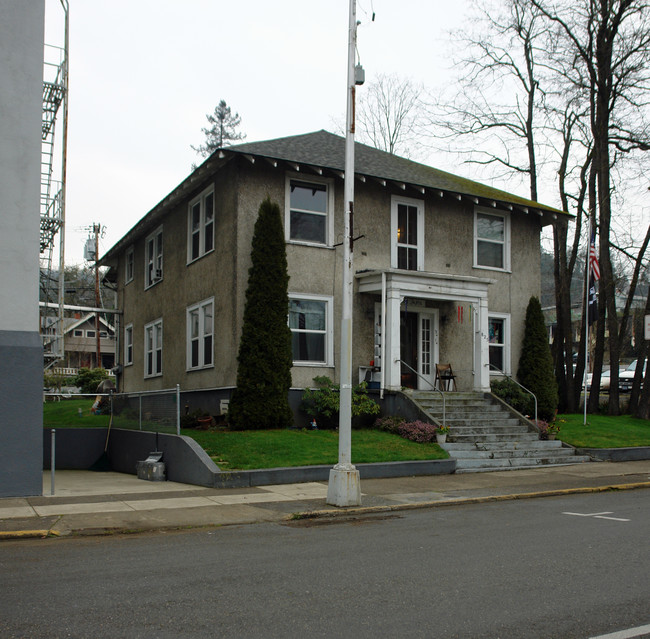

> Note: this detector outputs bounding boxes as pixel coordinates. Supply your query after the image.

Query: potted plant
[547,420,561,440]
[536,419,560,440]
[436,423,450,444]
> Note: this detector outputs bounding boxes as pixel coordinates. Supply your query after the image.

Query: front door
[417,310,438,390]
[400,312,418,388]
[399,309,439,390]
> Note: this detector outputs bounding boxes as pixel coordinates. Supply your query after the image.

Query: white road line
[588,622,650,638]
[563,512,614,517]
[563,511,630,521]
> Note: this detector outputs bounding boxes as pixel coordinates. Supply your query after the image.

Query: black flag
[588,273,598,326]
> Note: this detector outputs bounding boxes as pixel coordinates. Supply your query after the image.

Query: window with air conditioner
[145,226,163,288]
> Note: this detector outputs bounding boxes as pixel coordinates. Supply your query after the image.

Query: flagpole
[583,215,598,426]
[583,230,590,427]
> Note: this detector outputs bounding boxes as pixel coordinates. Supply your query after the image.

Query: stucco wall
[0,1,45,497]
[110,155,543,397]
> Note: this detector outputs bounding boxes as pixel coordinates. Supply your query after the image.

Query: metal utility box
[136,452,166,482]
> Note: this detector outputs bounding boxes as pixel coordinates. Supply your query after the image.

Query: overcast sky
[44,0,471,264]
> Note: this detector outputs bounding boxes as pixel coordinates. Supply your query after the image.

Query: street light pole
[327,0,362,507]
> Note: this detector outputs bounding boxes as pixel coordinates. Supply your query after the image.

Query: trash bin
[136,451,166,481]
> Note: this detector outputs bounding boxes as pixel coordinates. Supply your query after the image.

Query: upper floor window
[187,298,214,370]
[288,294,333,366]
[125,246,134,284]
[286,177,333,246]
[145,226,163,288]
[488,314,510,375]
[124,324,133,366]
[391,196,424,271]
[73,329,83,337]
[475,210,510,271]
[188,187,215,263]
[144,318,163,378]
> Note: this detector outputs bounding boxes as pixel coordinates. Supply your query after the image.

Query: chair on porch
[435,363,457,391]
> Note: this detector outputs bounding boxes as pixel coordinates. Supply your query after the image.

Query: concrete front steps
[408,390,592,473]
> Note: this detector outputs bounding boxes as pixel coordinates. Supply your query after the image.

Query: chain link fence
[43,386,181,435]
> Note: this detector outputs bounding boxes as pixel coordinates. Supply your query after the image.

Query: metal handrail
[396,359,446,428]
[489,365,538,427]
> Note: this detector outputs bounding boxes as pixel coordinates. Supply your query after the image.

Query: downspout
[380,270,386,399]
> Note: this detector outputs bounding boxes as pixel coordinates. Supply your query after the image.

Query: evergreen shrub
[517,296,559,421]
[228,198,293,430]
[73,368,109,394]
[300,376,380,429]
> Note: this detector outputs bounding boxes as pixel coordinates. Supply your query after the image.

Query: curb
[0,530,60,540]
[288,481,650,521]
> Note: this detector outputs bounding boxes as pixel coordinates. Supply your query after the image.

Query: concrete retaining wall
[43,428,455,488]
[577,446,650,462]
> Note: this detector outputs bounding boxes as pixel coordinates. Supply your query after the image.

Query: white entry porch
[356,269,493,393]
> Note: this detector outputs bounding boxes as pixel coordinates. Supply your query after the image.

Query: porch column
[384,287,402,390]
[474,297,490,391]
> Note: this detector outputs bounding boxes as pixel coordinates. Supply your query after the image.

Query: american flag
[589,231,600,281]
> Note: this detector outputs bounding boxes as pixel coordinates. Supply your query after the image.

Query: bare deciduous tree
[434,0,650,416]
[530,0,650,415]
[354,73,426,157]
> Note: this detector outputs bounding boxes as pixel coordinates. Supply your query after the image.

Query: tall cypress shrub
[517,296,558,421]
[228,197,293,430]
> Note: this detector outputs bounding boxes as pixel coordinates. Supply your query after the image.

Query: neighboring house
[100,130,568,408]
[42,313,116,374]
[62,314,116,373]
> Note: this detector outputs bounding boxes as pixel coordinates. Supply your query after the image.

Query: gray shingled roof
[228,130,567,216]
[102,129,567,264]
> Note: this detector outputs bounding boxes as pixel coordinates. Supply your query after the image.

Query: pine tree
[191,99,245,160]
[517,296,559,421]
[228,198,293,430]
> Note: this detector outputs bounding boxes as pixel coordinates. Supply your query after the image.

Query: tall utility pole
[327,0,363,507]
[93,223,101,368]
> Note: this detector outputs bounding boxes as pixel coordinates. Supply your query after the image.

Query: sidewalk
[2,460,649,539]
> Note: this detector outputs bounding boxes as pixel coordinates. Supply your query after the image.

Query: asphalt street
[1,490,648,639]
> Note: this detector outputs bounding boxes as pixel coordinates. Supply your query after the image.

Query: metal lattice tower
[40,0,69,369]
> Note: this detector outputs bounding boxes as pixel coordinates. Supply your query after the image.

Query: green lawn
[43,399,448,470]
[42,398,169,431]
[43,398,112,428]
[43,400,650,468]
[556,413,650,448]
[182,428,448,470]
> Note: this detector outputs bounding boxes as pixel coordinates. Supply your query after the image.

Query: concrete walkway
[1,461,649,539]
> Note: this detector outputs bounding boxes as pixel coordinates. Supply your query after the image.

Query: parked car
[619,359,647,393]
[585,368,621,392]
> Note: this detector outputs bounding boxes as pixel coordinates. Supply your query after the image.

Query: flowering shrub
[373,415,406,434]
[536,418,561,439]
[397,420,438,443]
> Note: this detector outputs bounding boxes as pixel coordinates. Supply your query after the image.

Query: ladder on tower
[40,5,69,370]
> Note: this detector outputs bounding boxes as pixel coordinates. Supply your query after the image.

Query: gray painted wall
[0,2,45,497]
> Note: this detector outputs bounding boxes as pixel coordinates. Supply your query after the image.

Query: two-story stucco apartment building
[100,130,568,416]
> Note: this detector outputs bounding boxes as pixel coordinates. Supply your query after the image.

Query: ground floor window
[288,294,333,365]
[488,314,510,375]
[187,298,214,370]
[124,323,133,366]
[144,318,163,378]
